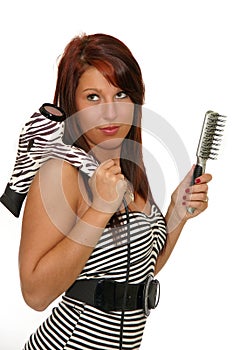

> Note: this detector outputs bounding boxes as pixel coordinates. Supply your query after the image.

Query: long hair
[53,33,153,205]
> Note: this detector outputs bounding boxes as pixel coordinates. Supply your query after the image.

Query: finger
[103,172,125,186]
[183,166,196,185]
[193,173,212,185]
[108,164,122,175]
[115,173,125,182]
[99,159,115,170]
[116,178,127,194]
[186,199,208,211]
[184,199,208,215]
[189,183,208,194]
[184,192,208,202]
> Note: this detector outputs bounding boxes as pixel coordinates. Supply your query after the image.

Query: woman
[19,33,212,349]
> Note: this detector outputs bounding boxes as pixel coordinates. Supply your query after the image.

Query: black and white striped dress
[23,204,166,350]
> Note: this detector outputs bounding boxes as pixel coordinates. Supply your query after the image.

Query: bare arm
[19,159,118,311]
[155,169,212,275]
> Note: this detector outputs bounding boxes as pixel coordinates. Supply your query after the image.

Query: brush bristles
[197,111,227,160]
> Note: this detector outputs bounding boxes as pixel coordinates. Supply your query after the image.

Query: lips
[99,125,120,136]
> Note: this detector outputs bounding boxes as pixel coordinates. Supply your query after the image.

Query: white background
[0,1,232,349]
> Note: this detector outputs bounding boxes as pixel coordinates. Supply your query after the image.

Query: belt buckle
[143,275,160,317]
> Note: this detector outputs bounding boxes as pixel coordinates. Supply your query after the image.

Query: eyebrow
[82,88,102,93]
[81,87,122,94]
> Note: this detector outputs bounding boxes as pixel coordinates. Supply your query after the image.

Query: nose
[102,102,117,121]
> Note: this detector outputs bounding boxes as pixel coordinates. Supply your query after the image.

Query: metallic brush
[187,110,227,214]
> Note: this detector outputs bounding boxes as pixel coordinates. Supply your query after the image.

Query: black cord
[119,198,131,350]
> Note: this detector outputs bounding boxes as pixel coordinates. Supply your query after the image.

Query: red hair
[53,33,153,205]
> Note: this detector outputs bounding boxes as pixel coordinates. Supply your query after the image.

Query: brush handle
[190,164,203,185]
[187,164,204,214]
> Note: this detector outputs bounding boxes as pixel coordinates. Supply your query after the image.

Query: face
[74,66,134,154]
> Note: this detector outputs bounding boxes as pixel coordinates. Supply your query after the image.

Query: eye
[115,91,128,99]
[87,94,99,101]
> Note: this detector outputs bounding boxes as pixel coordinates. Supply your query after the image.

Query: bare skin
[19,67,212,311]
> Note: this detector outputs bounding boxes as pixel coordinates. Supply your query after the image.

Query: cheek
[76,107,98,134]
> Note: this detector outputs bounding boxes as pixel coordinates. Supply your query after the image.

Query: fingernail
[185,188,190,193]
[182,202,186,206]
[195,178,201,184]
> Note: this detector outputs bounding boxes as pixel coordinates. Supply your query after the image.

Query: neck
[91,145,121,164]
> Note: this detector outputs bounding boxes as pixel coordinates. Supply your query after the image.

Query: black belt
[65,275,160,316]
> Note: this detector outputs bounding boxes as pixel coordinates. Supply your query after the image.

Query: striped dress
[23,205,167,350]
[3,110,166,349]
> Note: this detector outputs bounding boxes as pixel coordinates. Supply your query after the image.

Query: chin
[102,138,124,149]
[94,138,124,151]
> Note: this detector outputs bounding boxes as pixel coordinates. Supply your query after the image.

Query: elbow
[22,290,49,311]
[20,283,51,312]
[19,269,53,311]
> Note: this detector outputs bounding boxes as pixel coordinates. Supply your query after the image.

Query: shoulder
[39,158,79,190]
[27,158,81,215]
[39,157,78,177]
